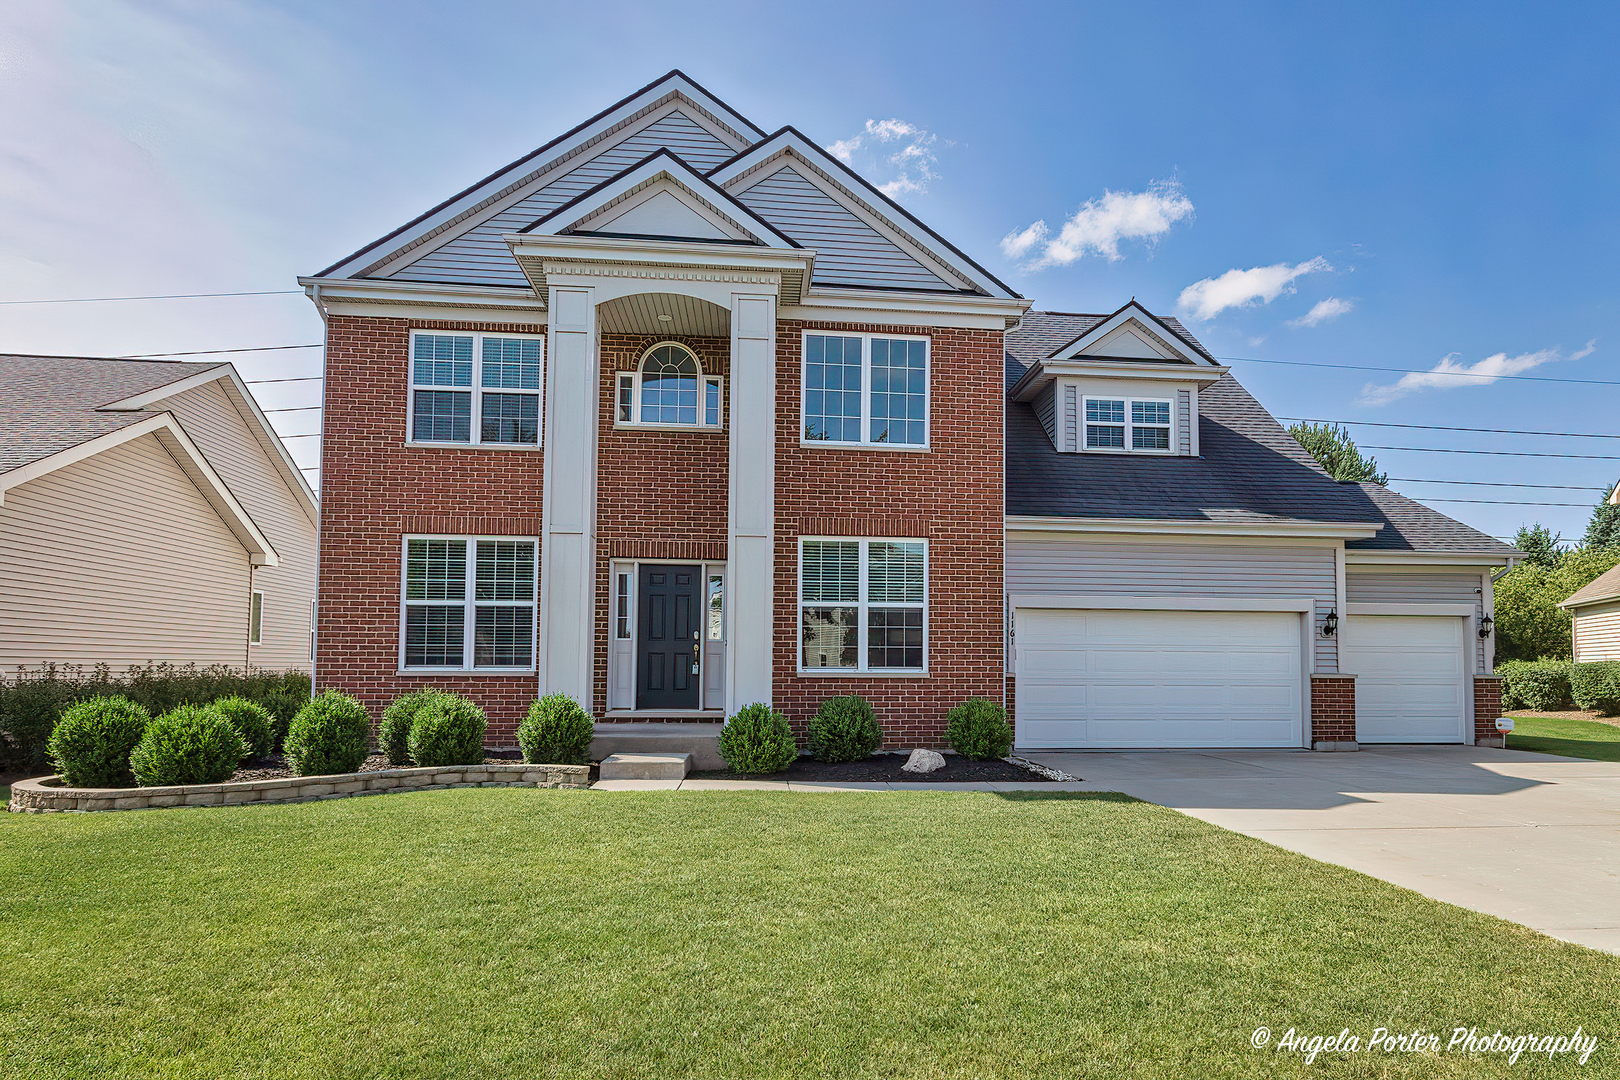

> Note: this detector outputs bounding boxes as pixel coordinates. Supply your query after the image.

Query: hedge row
[716,695,1012,774]
[1500,659,1620,716]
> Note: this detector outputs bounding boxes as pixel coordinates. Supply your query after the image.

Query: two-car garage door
[1015,608,1305,748]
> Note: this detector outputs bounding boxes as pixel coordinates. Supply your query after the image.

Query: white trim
[798,536,929,674]
[1079,394,1174,455]
[1344,551,1516,567]
[405,329,545,448]
[299,277,549,323]
[1005,514,1383,541]
[399,534,538,673]
[1010,594,1315,613]
[799,330,930,450]
[613,342,724,429]
[1048,303,1217,365]
[248,590,264,646]
[1347,602,1476,617]
[0,412,279,566]
[783,289,1028,330]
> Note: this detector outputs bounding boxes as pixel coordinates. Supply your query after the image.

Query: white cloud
[824,118,938,198]
[1288,297,1354,328]
[1359,341,1597,405]
[1002,181,1193,269]
[1177,257,1331,321]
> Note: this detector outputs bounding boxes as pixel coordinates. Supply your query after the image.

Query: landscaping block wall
[1310,674,1357,747]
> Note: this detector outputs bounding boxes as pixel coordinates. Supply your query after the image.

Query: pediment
[1048,302,1216,365]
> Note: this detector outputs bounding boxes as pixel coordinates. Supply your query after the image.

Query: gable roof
[1005,308,1210,368]
[1045,300,1217,364]
[1343,482,1517,556]
[1562,563,1620,609]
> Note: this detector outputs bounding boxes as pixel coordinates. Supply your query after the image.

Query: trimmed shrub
[130,705,247,786]
[208,696,275,759]
[380,690,440,766]
[1570,662,1620,717]
[807,695,882,763]
[518,694,594,765]
[1498,660,1576,712]
[283,691,370,776]
[46,696,151,787]
[717,703,798,774]
[946,697,1013,760]
[407,693,487,768]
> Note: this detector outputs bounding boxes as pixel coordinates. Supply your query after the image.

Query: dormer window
[616,343,723,429]
[1084,396,1173,453]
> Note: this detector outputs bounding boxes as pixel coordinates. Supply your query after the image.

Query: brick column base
[1474,675,1504,747]
[1310,674,1358,751]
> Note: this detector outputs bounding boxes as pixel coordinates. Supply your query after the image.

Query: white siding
[1346,570,1487,672]
[0,433,251,669]
[165,382,316,671]
[1007,537,1340,671]
[1573,600,1620,662]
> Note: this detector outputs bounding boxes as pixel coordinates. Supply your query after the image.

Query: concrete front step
[598,753,693,781]
[591,723,724,770]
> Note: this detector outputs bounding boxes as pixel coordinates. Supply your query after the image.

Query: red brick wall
[315,315,544,743]
[1474,675,1504,745]
[1309,674,1356,744]
[773,320,1005,748]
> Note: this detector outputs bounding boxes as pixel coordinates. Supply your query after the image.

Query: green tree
[1513,523,1563,569]
[1287,422,1388,484]
[1494,544,1620,661]
[1585,481,1620,549]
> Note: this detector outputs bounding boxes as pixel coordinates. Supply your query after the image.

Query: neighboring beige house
[0,355,317,672]
[1562,564,1620,663]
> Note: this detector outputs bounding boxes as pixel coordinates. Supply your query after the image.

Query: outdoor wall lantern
[1322,610,1338,637]
[1479,613,1495,639]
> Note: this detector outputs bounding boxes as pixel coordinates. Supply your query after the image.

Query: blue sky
[2,0,1615,542]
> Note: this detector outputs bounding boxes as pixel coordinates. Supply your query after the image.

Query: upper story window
[409,331,543,447]
[1084,396,1172,453]
[616,343,723,429]
[802,332,929,448]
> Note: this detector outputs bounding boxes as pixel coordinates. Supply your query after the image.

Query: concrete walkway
[1026,745,1620,954]
[591,779,1067,792]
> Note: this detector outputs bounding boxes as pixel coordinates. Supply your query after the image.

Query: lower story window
[402,536,536,670]
[799,537,926,672]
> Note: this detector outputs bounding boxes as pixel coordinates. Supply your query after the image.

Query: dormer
[1008,301,1228,456]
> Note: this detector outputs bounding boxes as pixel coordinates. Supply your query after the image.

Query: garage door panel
[1341,615,1467,744]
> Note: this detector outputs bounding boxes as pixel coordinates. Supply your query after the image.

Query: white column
[726,292,776,711]
[541,285,598,711]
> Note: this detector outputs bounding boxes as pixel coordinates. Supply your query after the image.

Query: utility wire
[1388,477,1609,491]
[1280,417,1620,440]
[1421,498,1593,507]
[0,290,302,306]
[279,433,320,439]
[244,375,323,385]
[1223,355,1619,386]
[262,405,322,414]
[1365,445,1620,460]
[121,344,322,358]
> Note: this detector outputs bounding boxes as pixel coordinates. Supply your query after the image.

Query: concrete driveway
[1027,745,1620,954]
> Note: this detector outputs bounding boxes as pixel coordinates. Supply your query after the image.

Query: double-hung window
[409,331,543,446]
[401,537,536,670]
[1084,396,1172,452]
[799,538,926,672]
[802,333,929,447]
[615,343,723,428]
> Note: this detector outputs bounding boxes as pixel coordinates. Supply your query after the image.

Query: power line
[1365,445,1620,460]
[1389,478,1609,491]
[280,433,320,440]
[121,344,322,358]
[1223,355,1620,387]
[1422,498,1594,507]
[1280,416,1620,440]
[262,405,322,414]
[244,375,322,385]
[0,290,302,306]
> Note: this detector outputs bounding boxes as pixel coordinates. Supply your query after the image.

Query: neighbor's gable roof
[1563,563,1620,609]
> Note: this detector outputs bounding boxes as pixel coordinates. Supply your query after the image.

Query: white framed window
[801,332,929,448]
[400,536,537,671]
[615,342,723,429]
[248,591,263,646]
[1084,396,1172,453]
[798,538,927,673]
[408,330,544,446]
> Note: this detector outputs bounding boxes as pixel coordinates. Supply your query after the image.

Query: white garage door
[1341,615,1467,743]
[1015,608,1305,749]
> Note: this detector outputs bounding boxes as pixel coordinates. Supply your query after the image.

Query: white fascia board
[1010,593,1314,613]
[1344,551,1517,568]
[785,287,1029,330]
[318,74,761,280]
[505,232,815,275]
[1347,602,1476,617]
[1005,514,1383,541]
[1563,594,1620,613]
[297,277,546,321]
[1009,358,1228,401]
[99,365,231,412]
[1049,301,1217,364]
[710,132,1018,300]
[0,412,279,565]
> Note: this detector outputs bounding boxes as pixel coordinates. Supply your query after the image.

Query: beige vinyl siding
[1573,600,1620,662]
[165,382,316,671]
[1006,537,1339,672]
[0,433,250,669]
[1346,570,1487,672]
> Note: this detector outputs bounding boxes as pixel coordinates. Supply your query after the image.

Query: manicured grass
[2,790,1617,1078]
[1507,715,1620,762]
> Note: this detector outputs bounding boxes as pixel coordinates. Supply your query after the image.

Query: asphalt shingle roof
[1563,563,1620,608]
[0,355,221,473]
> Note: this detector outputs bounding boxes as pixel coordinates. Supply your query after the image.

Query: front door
[637,564,702,710]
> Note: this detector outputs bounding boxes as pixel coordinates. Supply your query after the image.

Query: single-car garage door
[1340,615,1467,743]
[1015,608,1305,749]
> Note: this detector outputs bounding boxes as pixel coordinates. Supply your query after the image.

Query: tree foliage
[1512,524,1563,570]
[1287,422,1388,484]
[1495,545,1620,662]
[1585,481,1620,548]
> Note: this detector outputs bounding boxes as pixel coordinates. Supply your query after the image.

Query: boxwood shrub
[1570,661,1620,717]
[130,705,247,786]
[46,696,151,788]
[1498,660,1576,712]
[945,697,1013,760]
[379,690,440,766]
[717,703,798,774]
[518,693,594,765]
[283,690,370,776]
[807,694,882,763]
[407,693,487,768]
[208,696,275,759]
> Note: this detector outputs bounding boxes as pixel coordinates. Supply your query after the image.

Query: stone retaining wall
[7,762,591,814]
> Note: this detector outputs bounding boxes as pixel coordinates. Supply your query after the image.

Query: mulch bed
[230,749,526,783]
[689,754,1067,783]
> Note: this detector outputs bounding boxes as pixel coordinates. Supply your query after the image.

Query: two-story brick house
[304,71,1516,754]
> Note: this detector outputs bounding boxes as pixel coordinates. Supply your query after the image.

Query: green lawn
[1507,715,1620,762]
[2,790,1617,1078]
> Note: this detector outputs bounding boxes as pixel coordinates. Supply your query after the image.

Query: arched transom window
[616,343,723,428]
